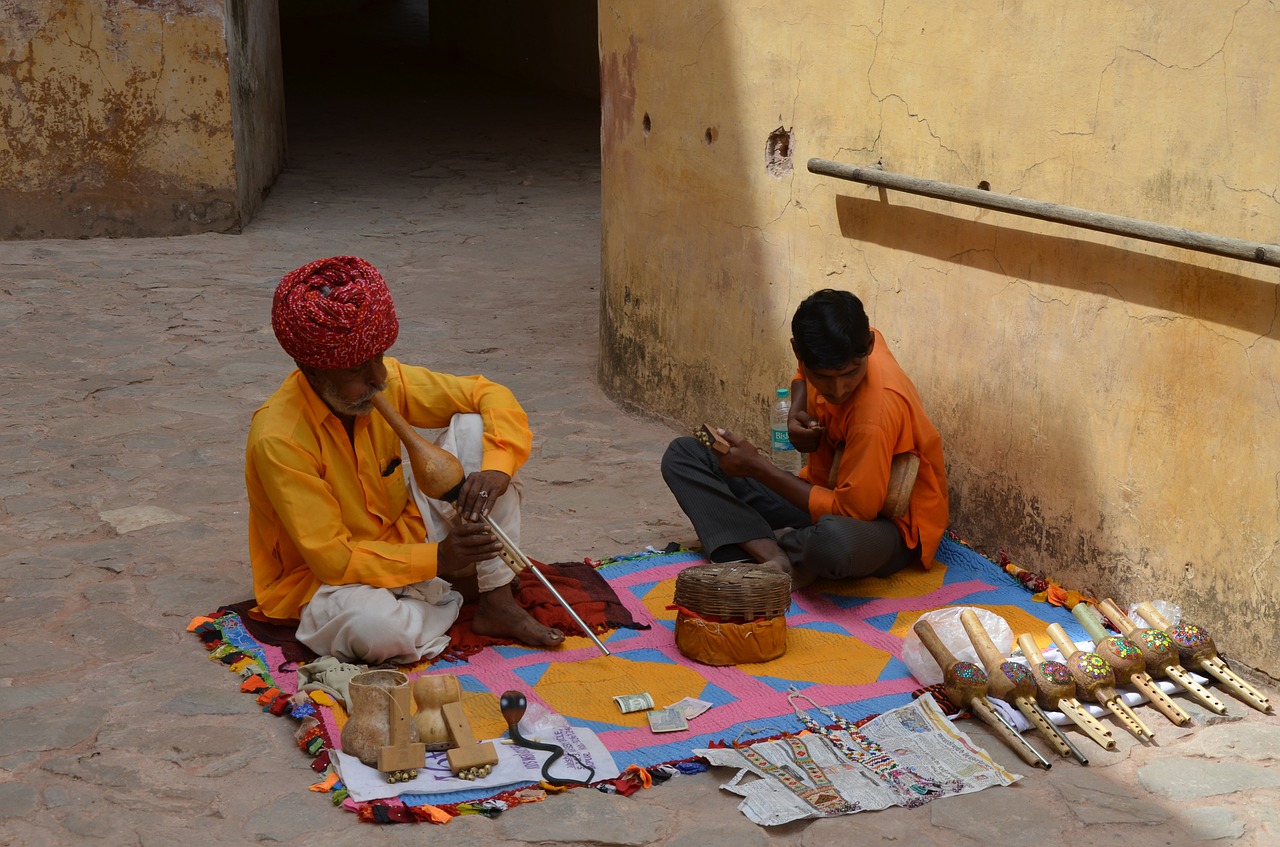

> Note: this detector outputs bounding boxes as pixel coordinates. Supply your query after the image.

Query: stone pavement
[2,77,1279,847]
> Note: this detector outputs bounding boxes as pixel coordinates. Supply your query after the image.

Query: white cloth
[296,414,521,664]
[407,412,522,595]
[333,725,621,803]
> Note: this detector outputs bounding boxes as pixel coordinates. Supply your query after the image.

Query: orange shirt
[796,330,949,566]
[245,357,532,621]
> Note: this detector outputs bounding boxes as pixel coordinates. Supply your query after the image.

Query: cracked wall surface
[0,0,283,239]
[598,0,1280,674]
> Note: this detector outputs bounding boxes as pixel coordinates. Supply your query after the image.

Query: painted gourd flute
[961,609,1087,764]
[1073,603,1191,726]
[371,391,610,656]
[913,618,1051,769]
[1096,598,1227,715]
[1015,633,1116,751]
[1047,622,1152,741]
[1135,602,1270,714]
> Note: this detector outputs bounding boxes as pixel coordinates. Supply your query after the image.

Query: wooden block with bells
[376,682,426,784]
[442,700,499,779]
[694,424,731,455]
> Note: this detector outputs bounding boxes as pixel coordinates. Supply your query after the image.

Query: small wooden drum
[672,564,790,665]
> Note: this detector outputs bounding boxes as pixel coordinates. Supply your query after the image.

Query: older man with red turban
[245,256,563,663]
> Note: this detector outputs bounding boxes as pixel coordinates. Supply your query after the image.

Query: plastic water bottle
[770,388,802,473]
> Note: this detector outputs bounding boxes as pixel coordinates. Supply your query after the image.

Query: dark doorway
[276,1,600,157]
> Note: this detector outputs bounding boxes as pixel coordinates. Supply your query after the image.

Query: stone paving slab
[1,79,1277,846]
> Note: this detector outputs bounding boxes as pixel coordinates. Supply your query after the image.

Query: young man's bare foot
[738,536,796,578]
[471,583,565,648]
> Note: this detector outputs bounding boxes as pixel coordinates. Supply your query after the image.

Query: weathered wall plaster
[599,1,1280,674]
[0,0,284,239]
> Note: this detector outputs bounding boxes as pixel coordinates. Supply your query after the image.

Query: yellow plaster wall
[0,0,275,238]
[599,1,1280,674]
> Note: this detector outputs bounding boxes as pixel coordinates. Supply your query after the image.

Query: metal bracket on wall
[807,158,1280,269]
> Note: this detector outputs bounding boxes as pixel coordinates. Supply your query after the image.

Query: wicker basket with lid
[672,564,790,665]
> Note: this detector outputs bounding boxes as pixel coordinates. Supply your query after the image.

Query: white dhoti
[296,414,522,664]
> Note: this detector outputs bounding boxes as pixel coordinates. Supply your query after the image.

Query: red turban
[271,256,399,369]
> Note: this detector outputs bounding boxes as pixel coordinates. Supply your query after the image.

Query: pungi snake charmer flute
[960,610,1087,764]
[1072,603,1191,727]
[1096,598,1227,715]
[1135,602,1271,714]
[1047,622,1152,740]
[370,391,611,656]
[913,618,1051,769]
[1015,634,1116,751]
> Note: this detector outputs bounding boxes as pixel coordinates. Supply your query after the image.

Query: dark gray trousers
[660,436,918,579]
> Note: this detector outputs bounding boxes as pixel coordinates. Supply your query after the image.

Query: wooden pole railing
[806,158,1280,269]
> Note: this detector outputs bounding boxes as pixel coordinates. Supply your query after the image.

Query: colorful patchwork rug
[189,534,1092,823]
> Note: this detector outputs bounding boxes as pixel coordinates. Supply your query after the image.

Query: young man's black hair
[790,289,874,371]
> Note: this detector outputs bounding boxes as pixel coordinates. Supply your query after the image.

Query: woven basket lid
[673,563,791,621]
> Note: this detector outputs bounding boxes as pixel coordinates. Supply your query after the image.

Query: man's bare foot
[739,536,794,574]
[471,583,565,648]
[736,535,817,590]
[754,557,818,592]
[750,555,794,575]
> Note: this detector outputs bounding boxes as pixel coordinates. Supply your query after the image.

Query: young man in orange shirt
[661,289,948,587]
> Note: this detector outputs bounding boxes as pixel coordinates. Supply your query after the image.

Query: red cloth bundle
[444,560,646,656]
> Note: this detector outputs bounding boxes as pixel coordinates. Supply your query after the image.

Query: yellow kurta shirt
[245,356,532,622]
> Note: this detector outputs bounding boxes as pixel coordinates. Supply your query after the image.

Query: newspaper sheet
[695,694,1019,826]
[333,725,620,803]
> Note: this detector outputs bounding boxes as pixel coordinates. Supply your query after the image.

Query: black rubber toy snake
[500,690,595,786]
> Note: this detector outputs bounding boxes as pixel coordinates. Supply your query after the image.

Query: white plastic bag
[901,606,1013,686]
[517,698,570,737]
